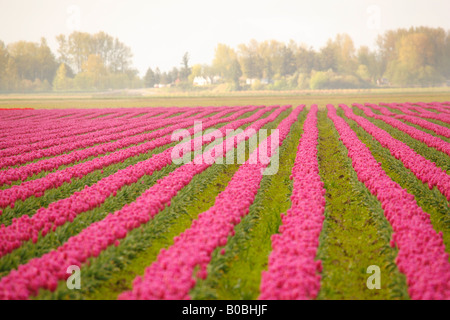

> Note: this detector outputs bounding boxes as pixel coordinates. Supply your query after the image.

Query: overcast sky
[1,0,449,76]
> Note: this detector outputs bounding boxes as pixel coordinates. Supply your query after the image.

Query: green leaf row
[0,139,179,226]
[368,106,450,144]
[384,105,450,129]
[190,107,306,300]
[30,108,290,299]
[339,108,450,259]
[0,109,259,225]
[0,111,262,276]
[353,107,450,172]
[315,110,409,300]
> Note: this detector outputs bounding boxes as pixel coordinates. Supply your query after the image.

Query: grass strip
[339,108,450,260]
[368,107,450,144]
[316,110,409,300]
[31,108,289,299]
[0,111,261,273]
[190,108,305,300]
[0,140,179,226]
[353,107,449,172]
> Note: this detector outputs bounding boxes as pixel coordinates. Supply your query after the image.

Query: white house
[193,76,212,86]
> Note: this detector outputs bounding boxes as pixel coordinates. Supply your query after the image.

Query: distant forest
[1,26,450,93]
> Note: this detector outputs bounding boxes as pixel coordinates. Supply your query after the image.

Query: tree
[398,33,434,70]
[82,54,107,75]
[376,28,409,77]
[188,64,203,83]
[91,32,114,67]
[154,67,161,85]
[375,26,450,86]
[67,31,92,73]
[292,43,316,74]
[33,78,51,92]
[159,71,169,85]
[74,54,107,90]
[169,67,180,83]
[383,30,444,86]
[165,71,173,84]
[4,57,19,91]
[357,46,380,82]
[258,40,282,80]
[297,73,310,89]
[62,63,75,78]
[144,67,156,88]
[317,34,357,75]
[53,63,71,91]
[6,39,57,90]
[109,37,133,73]
[0,41,8,91]
[56,34,70,65]
[310,71,330,89]
[318,40,338,71]
[54,31,136,91]
[280,45,296,76]
[180,52,191,81]
[356,64,371,82]
[238,40,263,79]
[334,33,357,74]
[37,38,58,83]
[229,59,242,89]
[57,31,133,75]
[213,44,236,79]
[7,41,34,80]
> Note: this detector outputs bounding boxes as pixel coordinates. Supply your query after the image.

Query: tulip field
[0,101,449,300]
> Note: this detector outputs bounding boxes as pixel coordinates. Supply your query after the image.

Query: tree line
[0,31,140,93]
[165,26,449,91]
[1,26,450,93]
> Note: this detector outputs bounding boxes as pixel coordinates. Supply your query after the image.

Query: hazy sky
[1,0,450,76]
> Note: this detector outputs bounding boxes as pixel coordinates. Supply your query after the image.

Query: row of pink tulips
[379,102,438,118]
[328,105,450,299]
[0,109,120,136]
[259,105,326,300]
[354,103,450,156]
[0,106,268,258]
[391,102,450,115]
[1,107,182,145]
[399,103,450,124]
[0,108,244,209]
[0,109,174,156]
[0,107,233,186]
[340,104,450,201]
[0,109,127,145]
[415,102,450,114]
[0,108,203,168]
[0,108,165,145]
[407,102,450,120]
[118,105,303,300]
[0,105,288,299]
[0,108,170,151]
[369,104,450,138]
[0,108,77,126]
